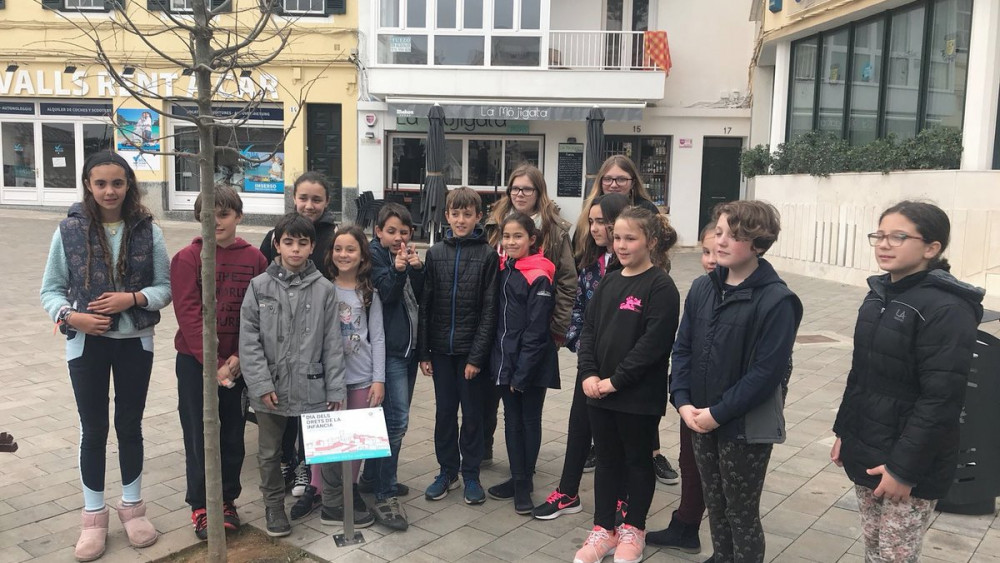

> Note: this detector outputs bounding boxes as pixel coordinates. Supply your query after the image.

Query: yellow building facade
[0,0,359,219]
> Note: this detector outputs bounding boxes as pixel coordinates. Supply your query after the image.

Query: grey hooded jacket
[240,260,345,416]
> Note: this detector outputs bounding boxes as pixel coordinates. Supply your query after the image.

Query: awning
[385,98,645,122]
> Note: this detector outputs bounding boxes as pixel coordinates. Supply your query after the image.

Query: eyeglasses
[510,186,537,196]
[867,232,928,247]
[601,176,633,187]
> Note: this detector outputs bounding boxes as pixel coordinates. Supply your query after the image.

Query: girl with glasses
[574,155,659,260]
[832,201,984,562]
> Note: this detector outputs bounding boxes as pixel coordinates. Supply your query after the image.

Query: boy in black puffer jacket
[418,187,500,505]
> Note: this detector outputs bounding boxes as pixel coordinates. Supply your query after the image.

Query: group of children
[42,151,984,563]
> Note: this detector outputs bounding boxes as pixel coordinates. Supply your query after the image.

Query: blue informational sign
[40,103,112,117]
[0,101,34,115]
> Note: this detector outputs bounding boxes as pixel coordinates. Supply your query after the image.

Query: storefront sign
[242,151,285,193]
[389,102,644,122]
[786,0,837,15]
[41,102,112,117]
[0,69,280,101]
[171,105,284,121]
[395,117,529,134]
[0,101,33,115]
[557,143,585,198]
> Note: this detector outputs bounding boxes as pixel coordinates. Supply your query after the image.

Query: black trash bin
[937,310,1000,515]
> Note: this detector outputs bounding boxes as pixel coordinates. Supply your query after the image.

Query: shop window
[390,134,541,189]
[848,18,884,145]
[818,27,849,135]
[1,123,36,188]
[174,125,284,193]
[788,37,818,140]
[787,0,971,143]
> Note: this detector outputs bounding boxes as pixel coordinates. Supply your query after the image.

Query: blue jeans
[371,354,418,500]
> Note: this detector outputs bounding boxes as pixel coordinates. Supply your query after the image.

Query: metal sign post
[333,460,364,546]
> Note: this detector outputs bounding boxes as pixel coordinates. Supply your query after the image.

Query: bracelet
[132,292,138,307]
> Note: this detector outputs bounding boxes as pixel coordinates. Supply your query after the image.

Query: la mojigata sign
[0,69,280,100]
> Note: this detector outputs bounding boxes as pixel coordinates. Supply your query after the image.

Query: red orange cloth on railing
[644,30,672,75]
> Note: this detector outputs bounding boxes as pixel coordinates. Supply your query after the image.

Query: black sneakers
[265,506,291,537]
[222,502,240,531]
[653,454,680,485]
[532,489,583,520]
[583,446,597,473]
[487,479,515,500]
[290,485,321,520]
[191,509,208,541]
[320,491,375,528]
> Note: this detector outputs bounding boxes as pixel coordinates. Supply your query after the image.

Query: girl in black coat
[832,201,983,562]
[485,213,559,515]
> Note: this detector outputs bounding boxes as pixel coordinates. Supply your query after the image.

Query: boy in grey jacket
[240,213,345,537]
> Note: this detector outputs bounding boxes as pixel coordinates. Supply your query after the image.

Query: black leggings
[692,432,773,563]
[556,371,593,497]
[589,405,659,530]
[68,336,153,505]
[501,386,546,482]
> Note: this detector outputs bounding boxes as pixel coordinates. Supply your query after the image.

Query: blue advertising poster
[242,151,284,193]
[301,409,391,464]
[115,108,161,171]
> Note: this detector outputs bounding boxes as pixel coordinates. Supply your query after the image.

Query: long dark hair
[577,193,629,269]
[326,225,375,309]
[500,212,542,256]
[80,151,151,289]
[487,164,566,255]
[879,200,951,271]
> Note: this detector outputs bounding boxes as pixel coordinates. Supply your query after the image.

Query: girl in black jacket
[485,214,559,515]
[832,201,983,562]
[574,207,679,563]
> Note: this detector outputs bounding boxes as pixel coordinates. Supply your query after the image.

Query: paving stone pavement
[1,207,999,563]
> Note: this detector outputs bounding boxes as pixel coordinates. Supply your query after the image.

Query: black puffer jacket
[833,268,984,499]
[418,226,500,368]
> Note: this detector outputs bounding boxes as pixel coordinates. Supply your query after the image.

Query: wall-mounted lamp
[181,68,193,76]
[5,64,18,72]
[121,66,136,77]
[64,65,77,74]
[240,69,252,78]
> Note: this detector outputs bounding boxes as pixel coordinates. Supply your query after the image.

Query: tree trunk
[193,0,226,559]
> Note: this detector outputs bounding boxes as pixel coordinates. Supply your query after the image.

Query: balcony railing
[548,30,655,70]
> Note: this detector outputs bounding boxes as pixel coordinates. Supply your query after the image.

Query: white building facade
[355,0,757,245]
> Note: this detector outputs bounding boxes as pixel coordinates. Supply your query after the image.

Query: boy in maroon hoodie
[171,185,268,540]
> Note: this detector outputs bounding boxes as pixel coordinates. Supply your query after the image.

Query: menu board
[557,143,585,197]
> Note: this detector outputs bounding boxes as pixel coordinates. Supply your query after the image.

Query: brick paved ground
[1,207,998,563]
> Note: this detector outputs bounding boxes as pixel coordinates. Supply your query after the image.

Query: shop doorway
[305,104,343,213]
[699,137,743,232]
[1,119,112,205]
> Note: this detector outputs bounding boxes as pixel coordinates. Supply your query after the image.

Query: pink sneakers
[574,526,618,563]
[613,524,646,563]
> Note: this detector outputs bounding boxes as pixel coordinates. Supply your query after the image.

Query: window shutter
[211,0,231,12]
[0,0,6,9]
[103,0,123,11]
[41,0,63,10]
[325,0,344,15]
[259,0,282,14]
[147,0,165,11]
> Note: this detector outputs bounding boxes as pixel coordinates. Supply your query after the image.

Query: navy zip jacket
[490,252,560,391]
[670,258,803,443]
[418,225,500,368]
[370,237,425,358]
[833,268,983,499]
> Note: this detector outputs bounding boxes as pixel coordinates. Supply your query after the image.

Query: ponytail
[617,206,677,272]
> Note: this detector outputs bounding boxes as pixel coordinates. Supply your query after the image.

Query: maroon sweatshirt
[171,237,268,364]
